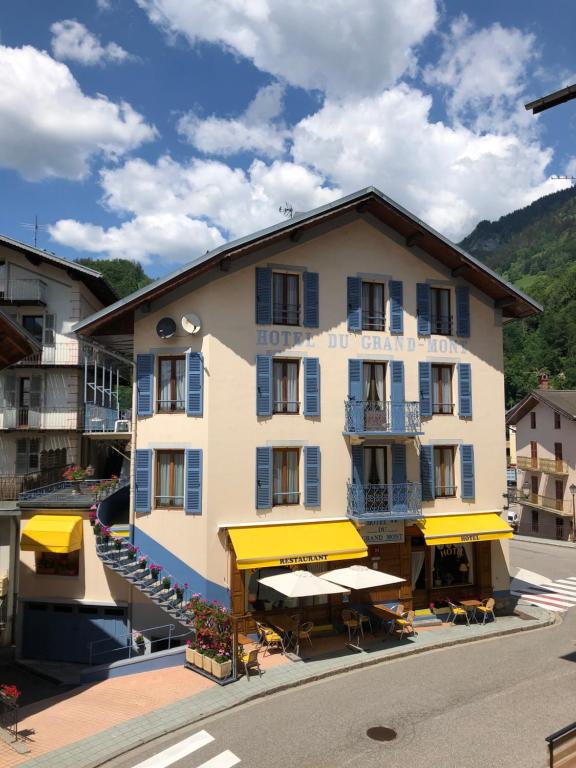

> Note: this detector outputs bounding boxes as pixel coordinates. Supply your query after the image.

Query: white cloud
[0,45,156,180]
[49,156,339,263]
[177,83,288,157]
[291,85,565,240]
[97,0,112,10]
[136,0,438,97]
[424,15,537,133]
[51,19,133,65]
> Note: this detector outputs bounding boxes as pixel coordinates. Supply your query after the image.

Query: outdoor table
[370,603,403,635]
[459,599,482,623]
[268,615,301,652]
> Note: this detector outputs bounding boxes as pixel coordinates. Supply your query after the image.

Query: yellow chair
[447,600,470,626]
[393,610,418,640]
[298,621,314,647]
[475,597,496,625]
[241,648,262,680]
[256,622,285,655]
[341,609,362,642]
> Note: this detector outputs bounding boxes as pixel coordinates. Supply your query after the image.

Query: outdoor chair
[298,621,314,647]
[341,609,363,642]
[447,600,470,626]
[357,611,373,634]
[393,610,418,641]
[255,621,285,655]
[475,597,496,625]
[241,648,262,680]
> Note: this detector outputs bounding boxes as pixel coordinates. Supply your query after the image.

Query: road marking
[519,586,576,603]
[555,580,576,591]
[197,751,241,768]
[131,731,214,768]
[511,593,565,612]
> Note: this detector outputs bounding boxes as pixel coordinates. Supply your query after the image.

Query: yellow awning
[416,513,513,546]
[228,520,368,570]
[21,515,83,553]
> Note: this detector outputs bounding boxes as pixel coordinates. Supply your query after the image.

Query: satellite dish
[181,313,201,334]
[156,317,177,339]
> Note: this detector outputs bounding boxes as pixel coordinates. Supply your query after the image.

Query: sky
[0,1,575,278]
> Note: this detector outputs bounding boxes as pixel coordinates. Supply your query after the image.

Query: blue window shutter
[303,357,320,416]
[185,449,202,515]
[186,352,203,416]
[304,446,320,507]
[419,361,432,418]
[389,280,403,335]
[390,360,405,432]
[351,445,364,515]
[420,446,435,501]
[256,447,272,509]
[416,283,431,336]
[303,272,319,328]
[348,359,363,432]
[458,363,472,418]
[456,286,470,337]
[347,276,362,331]
[136,354,154,417]
[391,444,407,515]
[134,449,152,513]
[255,267,272,324]
[256,355,272,416]
[460,444,475,500]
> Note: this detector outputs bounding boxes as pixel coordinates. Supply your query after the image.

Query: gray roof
[507,389,576,425]
[72,185,543,337]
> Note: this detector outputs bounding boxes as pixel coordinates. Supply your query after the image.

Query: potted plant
[0,685,21,704]
[63,465,94,494]
[185,640,203,666]
[211,651,232,680]
[202,647,216,673]
[134,634,146,654]
[173,582,188,602]
[88,508,97,527]
[150,564,162,582]
[161,575,172,591]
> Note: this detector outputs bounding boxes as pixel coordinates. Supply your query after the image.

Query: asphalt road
[510,536,576,581]
[107,538,576,768]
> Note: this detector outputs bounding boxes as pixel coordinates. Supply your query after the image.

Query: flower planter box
[202,654,214,673]
[185,646,197,665]
[211,659,232,680]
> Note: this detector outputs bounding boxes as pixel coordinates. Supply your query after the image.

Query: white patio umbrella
[258,569,350,598]
[320,565,405,591]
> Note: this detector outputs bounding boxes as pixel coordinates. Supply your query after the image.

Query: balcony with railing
[84,405,131,434]
[538,457,569,476]
[0,407,79,430]
[15,342,82,367]
[0,464,70,501]
[344,400,421,436]
[0,279,47,305]
[18,476,130,509]
[509,487,571,516]
[347,481,422,520]
[517,455,540,471]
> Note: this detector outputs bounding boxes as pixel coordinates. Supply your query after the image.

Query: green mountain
[460,186,576,407]
[75,257,153,299]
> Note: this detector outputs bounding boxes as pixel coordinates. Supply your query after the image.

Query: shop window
[273,448,299,505]
[157,356,185,412]
[273,359,299,413]
[155,450,184,508]
[362,282,385,331]
[35,551,79,577]
[431,544,473,588]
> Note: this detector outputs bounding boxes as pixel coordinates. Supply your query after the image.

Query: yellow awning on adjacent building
[228,520,368,570]
[21,515,83,553]
[416,513,513,546]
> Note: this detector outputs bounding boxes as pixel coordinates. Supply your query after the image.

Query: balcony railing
[19,477,129,504]
[0,407,79,430]
[347,481,422,520]
[517,455,540,471]
[15,343,82,367]
[0,465,71,501]
[431,315,452,335]
[0,279,47,304]
[84,405,131,433]
[538,457,569,476]
[509,488,571,516]
[344,400,421,434]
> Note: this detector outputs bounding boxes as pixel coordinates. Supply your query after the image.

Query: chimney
[538,371,550,390]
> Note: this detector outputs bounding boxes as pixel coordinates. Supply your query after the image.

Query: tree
[75,258,153,298]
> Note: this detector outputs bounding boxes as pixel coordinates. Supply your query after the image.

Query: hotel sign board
[357,520,404,545]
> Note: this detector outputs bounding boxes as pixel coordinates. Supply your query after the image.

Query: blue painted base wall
[132,527,230,606]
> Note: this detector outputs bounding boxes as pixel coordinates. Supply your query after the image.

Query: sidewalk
[514,534,576,549]
[11,604,554,768]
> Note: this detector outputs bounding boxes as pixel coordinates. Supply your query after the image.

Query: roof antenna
[279,202,294,219]
[550,175,576,186]
[20,215,48,248]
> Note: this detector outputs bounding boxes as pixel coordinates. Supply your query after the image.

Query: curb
[21,607,556,768]
[513,534,576,550]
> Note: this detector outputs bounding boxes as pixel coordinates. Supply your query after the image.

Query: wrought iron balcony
[344,400,421,435]
[0,407,79,430]
[0,279,47,305]
[347,481,422,520]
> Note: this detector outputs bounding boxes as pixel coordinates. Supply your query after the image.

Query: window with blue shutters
[255,267,272,324]
[134,449,152,513]
[347,276,362,331]
[304,446,320,507]
[416,283,431,336]
[303,272,319,328]
[136,354,154,416]
[460,444,475,500]
[256,447,272,509]
[256,355,273,416]
[185,449,202,514]
[347,359,363,432]
[458,363,472,418]
[420,446,435,501]
[390,360,405,432]
[186,352,203,416]
[456,286,470,337]
[419,362,432,418]
[351,445,364,515]
[303,357,320,416]
[389,280,403,335]
[391,443,407,515]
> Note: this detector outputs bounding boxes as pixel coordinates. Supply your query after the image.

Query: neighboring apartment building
[507,375,576,541]
[25,187,537,664]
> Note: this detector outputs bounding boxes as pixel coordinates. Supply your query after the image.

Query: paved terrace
[2,605,553,768]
